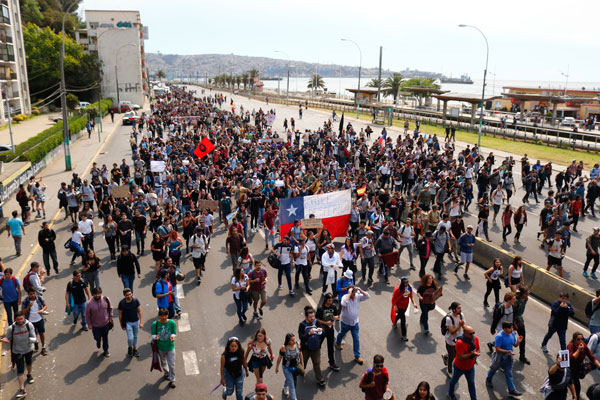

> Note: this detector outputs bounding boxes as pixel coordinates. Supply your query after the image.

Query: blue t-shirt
[1,277,20,302]
[494,330,516,352]
[155,279,172,308]
[7,218,24,236]
[336,278,354,301]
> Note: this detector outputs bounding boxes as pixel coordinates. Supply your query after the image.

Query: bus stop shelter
[403,87,449,110]
[432,93,500,127]
[501,93,588,125]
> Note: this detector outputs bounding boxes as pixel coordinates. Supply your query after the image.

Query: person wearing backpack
[23,262,45,296]
[442,302,465,377]
[487,292,516,353]
[21,287,47,356]
[298,306,325,387]
[447,325,479,400]
[1,311,37,398]
[154,269,175,319]
[588,289,600,334]
[190,227,208,286]
[485,321,524,398]
[85,287,113,357]
[358,354,390,400]
[1,268,21,325]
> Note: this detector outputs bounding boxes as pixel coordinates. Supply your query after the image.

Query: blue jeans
[233,294,248,322]
[173,285,182,313]
[126,320,140,347]
[590,325,600,334]
[278,263,292,291]
[541,326,567,350]
[486,354,515,392]
[264,227,275,248]
[448,364,477,400]
[121,274,136,292]
[336,322,360,358]
[42,249,59,271]
[224,369,244,400]
[72,302,87,328]
[283,365,297,400]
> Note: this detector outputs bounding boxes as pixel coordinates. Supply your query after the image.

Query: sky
[81,0,600,83]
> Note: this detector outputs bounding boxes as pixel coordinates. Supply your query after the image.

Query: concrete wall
[472,238,594,325]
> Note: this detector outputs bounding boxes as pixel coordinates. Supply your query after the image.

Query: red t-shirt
[454,336,480,370]
[263,210,276,229]
[360,367,389,400]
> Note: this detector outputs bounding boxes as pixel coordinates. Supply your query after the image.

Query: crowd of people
[1,85,600,400]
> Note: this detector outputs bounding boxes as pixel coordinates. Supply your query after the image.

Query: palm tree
[402,77,441,106]
[307,74,326,93]
[235,75,242,89]
[241,73,249,90]
[156,69,166,81]
[382,73,404,104]
[366,78,382,88]
[248,69,259,90]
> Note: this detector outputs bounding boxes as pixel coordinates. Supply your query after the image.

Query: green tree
[402,77,440,106]
[366,78,381,88]
[307,74,325,92]
[23,23,100,104]
[241,73,249,90]
[248,69,259,90]
[20,0,44,25]
[156,69,166,81]
[382,73,404,104]
[65,93,78,109]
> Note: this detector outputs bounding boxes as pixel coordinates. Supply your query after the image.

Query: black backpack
[491,303,506,332]
[441,313,462,335]
[585,300,599,318]
[151,279,165,298]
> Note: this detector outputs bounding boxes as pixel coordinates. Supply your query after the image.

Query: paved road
[0,91,597,400]
[197,86,600,295]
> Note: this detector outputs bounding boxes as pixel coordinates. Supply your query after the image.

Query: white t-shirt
[548,239,563,258]
[78,219,94,235]
[274,243,293,265]
[294,245,309,265]
[190,234,207,258]
[444,312,464,345]
[72,230,84,245]
[231,276,248,300]
[28,298,42,323]
[399,225,414,246]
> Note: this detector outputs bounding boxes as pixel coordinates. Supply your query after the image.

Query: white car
[0,144,13,153]
[120,101,140,110]
[561,117,576,127]
[78,102,91,109]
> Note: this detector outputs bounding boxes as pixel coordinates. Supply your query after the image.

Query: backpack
[491,302,506,331]
[361,369,373,393]
[151,279,166,298]
[441,313,462,336]
[0,276,17,287]
[23,272,35,291]
[585,300,599,318]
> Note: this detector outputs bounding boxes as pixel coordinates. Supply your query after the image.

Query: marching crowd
[1,85,600,400]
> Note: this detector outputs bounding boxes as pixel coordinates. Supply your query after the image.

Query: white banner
[304,189,351,219]
[150,161,166,172]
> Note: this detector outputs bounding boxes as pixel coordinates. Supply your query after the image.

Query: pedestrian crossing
[182,350,199,375]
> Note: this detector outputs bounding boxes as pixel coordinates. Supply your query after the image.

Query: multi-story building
[76,10,148,107]
[0,0,31,122]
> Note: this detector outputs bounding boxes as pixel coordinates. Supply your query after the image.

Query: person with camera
[298,306,325,387]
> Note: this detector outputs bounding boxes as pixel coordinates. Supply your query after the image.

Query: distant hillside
[146,53,442,80]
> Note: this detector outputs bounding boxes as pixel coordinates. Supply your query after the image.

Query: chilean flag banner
[279,190,351,240]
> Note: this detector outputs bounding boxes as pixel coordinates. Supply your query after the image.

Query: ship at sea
[440,73,473,84]
[260,76,283,81]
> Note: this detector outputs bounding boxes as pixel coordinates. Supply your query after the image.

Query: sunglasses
[374,364,384,368]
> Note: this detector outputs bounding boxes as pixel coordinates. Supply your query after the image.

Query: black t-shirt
[316,304,339,329]
[67,280,88,305]
[132,215,147,232]
[118,219,133,234]
[118,298,140,323]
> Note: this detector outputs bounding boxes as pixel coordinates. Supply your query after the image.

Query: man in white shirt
[398,219,416,270]
[321,244,342,295]
[294,238,312,295]
[335,287,370,365]
[190,228,208,286]
[546,232,565,278]
[78,213,94,251]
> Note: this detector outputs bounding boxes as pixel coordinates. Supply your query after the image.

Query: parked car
[120,101,140,110]
[110,104,131,114]
[78,102,91,109]
[561,117,576,127]
[49,114,63,123]
[122,111,138,125]
[0,144,13,153]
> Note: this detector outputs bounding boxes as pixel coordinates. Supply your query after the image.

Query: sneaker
[82,326,89,331]
[487,342,494,353]
[222,387,227,400]
[169,381,176,389]
[442,354,448,366]
[128,346,133,357]
[306,289,313,295]
[519,356,530,365]
[259,307,264,316]
[34,342,39,351]
[41,348,48,356]
[16,389,27,398]
[289,290,295,296]
[354,357,364,365]
[329,363,340,371]
[454,265,459,273]
[73,317,78,325]
[463,274,470,280]
[592,273,599,279]
[103,351,110,357]
[133,348,140,357]
[96,340,101,349]
[278,285,282,290]
[197,279,201,286]
[401,336,409,342]
[410,265,416,270]
[335,343,344,350]
[508,390,522,397]
[26,374,34,384]
[449,395,457,400]
[253,312,259,319]
[541,344,548,353]
[583,271,590,277]
[318,380,326,387]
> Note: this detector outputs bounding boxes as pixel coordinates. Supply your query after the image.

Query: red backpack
[22,272,35,291]
[0,276,17,287]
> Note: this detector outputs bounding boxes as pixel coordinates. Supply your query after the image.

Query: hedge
[0,99,112,164]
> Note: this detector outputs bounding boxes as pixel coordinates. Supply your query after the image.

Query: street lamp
[459,24,488,149]
[59,0,80,171]
[341,38,362,119]
[561,66,570,97]
[274,50,290,106]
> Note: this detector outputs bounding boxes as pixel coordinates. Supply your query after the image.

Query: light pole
[341,38,362,119]
[274,50,290,106]
[561,66,570,97]
[459,24,488,149]
[59,0,79,171]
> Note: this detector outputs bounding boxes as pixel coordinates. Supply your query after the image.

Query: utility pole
[59,6,74,171]
[377,46,383,102]
[115,65,120,107]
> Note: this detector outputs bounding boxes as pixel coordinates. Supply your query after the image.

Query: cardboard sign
[198,199,219,212]
[150,161,166,172]
[112,185,130,199]
[272,137,285,143]
[559,350,570,368]
[301,218,323,229]
[422,286,443,305]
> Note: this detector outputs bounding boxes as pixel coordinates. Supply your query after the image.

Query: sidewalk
[0,114,60,147]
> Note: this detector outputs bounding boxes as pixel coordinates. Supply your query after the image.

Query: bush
[32,109,40,115]
[0,98,112,163]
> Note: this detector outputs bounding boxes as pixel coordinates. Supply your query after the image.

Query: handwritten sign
[559,350,570,368]
[112,185,130,199]
[422,286,443,305]
[272,137,285,143]
[150,161,166,172]
[301,218,323,229]
[198,199,219,212]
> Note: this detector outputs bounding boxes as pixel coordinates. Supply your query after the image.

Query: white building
[0,0,31,122]
[76,10,148,107]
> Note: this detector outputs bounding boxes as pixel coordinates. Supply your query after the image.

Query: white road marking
[178,313,191,332]
[564,255,584,266]
[182,350,199,375]
[177,284,185,299]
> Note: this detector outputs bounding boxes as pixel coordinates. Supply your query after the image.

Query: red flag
[356,185,367,196]
[193,137,215,158]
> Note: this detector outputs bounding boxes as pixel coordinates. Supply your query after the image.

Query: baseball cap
[401,277,409,283]
[467,224,473,229]
[255,383,267,393]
